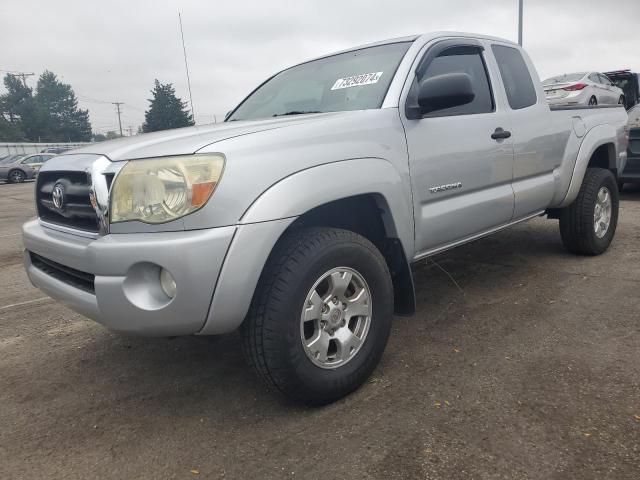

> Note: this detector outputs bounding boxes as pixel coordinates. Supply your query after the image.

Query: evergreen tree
[142,80,194,133]
[34,71,92,142]
[0,115,27,141]
[0,74,34,141]
[0,71,92,142]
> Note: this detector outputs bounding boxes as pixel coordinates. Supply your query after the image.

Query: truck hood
[70,113,346,162]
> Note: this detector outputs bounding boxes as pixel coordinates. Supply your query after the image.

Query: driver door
[401,39,515,257]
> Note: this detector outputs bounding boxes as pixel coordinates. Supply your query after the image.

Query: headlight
[110,154,225,224]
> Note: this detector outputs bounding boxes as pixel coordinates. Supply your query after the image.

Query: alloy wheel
[300,267,372,369]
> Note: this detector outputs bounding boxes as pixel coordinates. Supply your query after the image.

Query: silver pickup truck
[23,32,629,404]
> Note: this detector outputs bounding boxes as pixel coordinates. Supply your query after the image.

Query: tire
[8,169,25,183]
[588,96,597,106]
[241,227,394,405]
[559,168,619,255]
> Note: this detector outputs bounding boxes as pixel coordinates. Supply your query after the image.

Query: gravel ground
[0,181,639,479]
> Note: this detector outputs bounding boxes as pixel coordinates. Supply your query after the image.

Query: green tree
[34,71,92,142]
[0,71,92,142]
[0,115,27,141]
[0,74,34,141]
[142,80,194,133]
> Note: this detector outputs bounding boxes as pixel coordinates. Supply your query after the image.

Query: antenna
[178,12,195,121]
[518,0,524,46]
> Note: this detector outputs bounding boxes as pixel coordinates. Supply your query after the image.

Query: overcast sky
[1,0,638,134]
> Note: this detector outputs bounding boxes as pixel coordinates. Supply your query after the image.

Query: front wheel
[8,169,26,183]
[241,227,393,405]
[559,168,619,255]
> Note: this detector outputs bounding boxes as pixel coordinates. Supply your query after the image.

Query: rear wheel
[241,227,393,405]
[8,170,25,183]
[559,168,618,255]
[588,96,598,106]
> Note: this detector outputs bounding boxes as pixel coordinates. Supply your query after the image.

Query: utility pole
[518,0,524,46]
[7,71,35,87]
[178,12,195,120]
[111,102,124,137]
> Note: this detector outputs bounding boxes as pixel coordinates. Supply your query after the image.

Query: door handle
[491,128,511,140]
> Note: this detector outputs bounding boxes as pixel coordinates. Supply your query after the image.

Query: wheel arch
[283,194,416,316]
[199,158,416,335]
[7,167,27,181]
[557,125,619,208]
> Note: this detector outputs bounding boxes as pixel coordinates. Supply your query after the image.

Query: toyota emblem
[52,183,65,210]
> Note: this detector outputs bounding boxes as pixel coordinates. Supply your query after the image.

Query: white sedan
[543,72,625,107]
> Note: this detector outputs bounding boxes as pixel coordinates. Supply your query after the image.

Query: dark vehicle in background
[605,70,639,110]
[619,104,640,189]
[0,153,56,183]
[607,71,640,189]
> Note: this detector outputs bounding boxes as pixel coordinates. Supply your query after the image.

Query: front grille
[29,252,95,294]
[36,171,99,233]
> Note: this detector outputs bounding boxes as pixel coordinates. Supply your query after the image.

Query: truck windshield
[227,42,412,121]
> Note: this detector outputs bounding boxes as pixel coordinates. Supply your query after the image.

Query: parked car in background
[41,147,73,154]
[604,70,639,110]
[543,72,625,107]
[0,153,56,183]
[619,104,640,189]
[0,154,25,165]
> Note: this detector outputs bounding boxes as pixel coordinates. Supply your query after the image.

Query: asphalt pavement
[1,181,639,479]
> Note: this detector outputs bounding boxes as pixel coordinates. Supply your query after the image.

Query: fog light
[160,268,177,299]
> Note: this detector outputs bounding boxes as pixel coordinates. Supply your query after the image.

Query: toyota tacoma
[23,32,629,404]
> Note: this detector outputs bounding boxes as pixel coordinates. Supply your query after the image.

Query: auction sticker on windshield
[331,72,383,90]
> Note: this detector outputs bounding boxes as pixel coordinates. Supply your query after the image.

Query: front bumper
[23,220,236,336]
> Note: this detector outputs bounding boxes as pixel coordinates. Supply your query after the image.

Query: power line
[76,93,145,113]
[3,71,35,87]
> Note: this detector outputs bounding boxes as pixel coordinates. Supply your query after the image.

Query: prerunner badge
[331,71,383,90]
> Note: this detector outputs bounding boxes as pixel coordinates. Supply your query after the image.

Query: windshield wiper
[273,110,322,117]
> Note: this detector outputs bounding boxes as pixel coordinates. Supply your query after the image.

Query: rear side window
[410,46,494,116]
[492,45,537,110]
[599,74,612,85]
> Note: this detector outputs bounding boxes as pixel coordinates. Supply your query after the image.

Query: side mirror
[416,72,475,115]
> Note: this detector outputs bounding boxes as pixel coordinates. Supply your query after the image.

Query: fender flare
[558,124,618,208]
[240,157,414,256]
[199,158,416,335]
